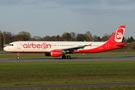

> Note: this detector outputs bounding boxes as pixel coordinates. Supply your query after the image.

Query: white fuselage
[4,41,106,53]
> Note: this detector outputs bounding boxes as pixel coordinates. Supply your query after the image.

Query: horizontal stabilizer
[116,43,127,47]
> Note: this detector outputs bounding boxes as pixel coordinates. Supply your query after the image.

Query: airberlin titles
[23,43,51,49]
[22,42,93,49]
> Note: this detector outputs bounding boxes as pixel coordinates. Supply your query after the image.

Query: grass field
[0,62,135,86]
[0,52,135,89]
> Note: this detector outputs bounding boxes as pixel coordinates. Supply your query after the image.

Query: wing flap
[58,45,89,54]
[63,45,87,51]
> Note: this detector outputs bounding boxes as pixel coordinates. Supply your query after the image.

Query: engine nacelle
[51,50,63,57]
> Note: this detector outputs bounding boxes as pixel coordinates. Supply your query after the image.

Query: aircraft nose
[3,47,8,51]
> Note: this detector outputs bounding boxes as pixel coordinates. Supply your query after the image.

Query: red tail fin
[107,25,126,43]
[74,25,126,53]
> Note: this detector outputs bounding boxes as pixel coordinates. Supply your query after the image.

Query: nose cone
[3,47,8,51]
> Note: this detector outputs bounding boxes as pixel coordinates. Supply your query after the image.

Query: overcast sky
[0,0,135,38]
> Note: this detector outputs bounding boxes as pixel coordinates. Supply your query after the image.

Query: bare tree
[70,32,76,40]
[62,32,72,41]
[101,34,110,41]
[0,31,3,50]
[2,32,12,44]
[93,35,101,41]
[32,36,42,41]
[75,33,87,41]
[18,31,31,41]
[85,31,93,41]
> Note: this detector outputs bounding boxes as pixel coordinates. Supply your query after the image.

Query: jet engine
[51,50,63,57]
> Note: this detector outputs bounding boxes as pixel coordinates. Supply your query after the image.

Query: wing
[62,45,88,54]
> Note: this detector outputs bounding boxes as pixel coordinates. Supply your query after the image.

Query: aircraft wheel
[62,55,66,59]
[67,55,71,59]
[16,56,20,60]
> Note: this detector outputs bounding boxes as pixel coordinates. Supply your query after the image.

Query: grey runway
[0,56,135,62]
[0,82,135,90]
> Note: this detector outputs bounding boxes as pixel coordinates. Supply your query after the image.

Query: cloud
[1,0,135,14]
[71,7,112,14]
[0,0,22,5]
[70,7,135,19]
[51,0,135,6]
[106,0,135,5]
[0,0,45,6]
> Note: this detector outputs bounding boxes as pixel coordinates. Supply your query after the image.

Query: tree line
[0,31,135,51]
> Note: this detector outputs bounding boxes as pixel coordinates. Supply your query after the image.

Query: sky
[0,0,135,38]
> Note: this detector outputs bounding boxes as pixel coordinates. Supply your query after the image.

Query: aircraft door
[17,42,21,49]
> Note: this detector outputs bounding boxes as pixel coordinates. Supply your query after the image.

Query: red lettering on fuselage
[23,43,51,49]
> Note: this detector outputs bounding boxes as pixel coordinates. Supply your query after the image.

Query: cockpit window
[9,44,13,46]
[4,44,14,47]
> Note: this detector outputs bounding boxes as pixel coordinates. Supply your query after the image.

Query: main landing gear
[62,54,71,59]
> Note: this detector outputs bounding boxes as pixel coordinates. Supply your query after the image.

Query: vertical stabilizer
[107,25,126,43]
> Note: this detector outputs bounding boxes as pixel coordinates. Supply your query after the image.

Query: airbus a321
[4,25,127,59]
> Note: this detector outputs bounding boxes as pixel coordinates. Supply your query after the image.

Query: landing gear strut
[62,54,66,59]
[16,52,20,60]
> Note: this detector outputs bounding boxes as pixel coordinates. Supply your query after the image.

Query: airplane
[4,25,127,59]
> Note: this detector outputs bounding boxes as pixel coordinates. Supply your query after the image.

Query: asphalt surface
[0,82,135,90]
[0,56,135,62]
[0,56,135,89]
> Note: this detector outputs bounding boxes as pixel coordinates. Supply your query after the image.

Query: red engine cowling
[51,50,63,57]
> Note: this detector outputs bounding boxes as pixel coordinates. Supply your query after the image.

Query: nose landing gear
[16,52,20,60]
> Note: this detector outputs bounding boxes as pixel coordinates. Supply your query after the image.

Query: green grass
[0,61,135,86]
[0,52,135,89]
[57,86,135,90]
